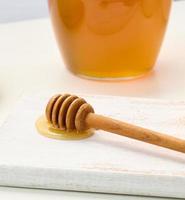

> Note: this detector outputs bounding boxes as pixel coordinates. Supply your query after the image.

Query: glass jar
[48,0,172,80]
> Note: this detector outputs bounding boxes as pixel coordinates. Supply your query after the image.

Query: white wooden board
[0,93,185,198]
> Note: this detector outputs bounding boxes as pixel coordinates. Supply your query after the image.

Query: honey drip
[36,115,94,140]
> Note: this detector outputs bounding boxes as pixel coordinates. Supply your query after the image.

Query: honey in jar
[48,0,172,79]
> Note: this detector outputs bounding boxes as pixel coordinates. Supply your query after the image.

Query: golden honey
[36,116,94,140]
[48,0,172,79]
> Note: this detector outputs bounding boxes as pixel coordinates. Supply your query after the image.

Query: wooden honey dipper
[45,94,185,153]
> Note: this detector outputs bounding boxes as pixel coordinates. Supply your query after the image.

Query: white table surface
[0,1,185,199]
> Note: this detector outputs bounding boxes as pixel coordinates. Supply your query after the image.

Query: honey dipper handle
[85,113,185,153]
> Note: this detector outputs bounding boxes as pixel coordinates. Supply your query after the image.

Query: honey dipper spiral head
[45,94,94,131]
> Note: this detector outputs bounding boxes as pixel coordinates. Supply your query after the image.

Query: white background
[0,0,184,200]
[0,0,48,23]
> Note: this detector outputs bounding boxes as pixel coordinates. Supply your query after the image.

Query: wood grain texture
[86,113,185,153]
[46,94,185,153]
[0,93,185,198]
